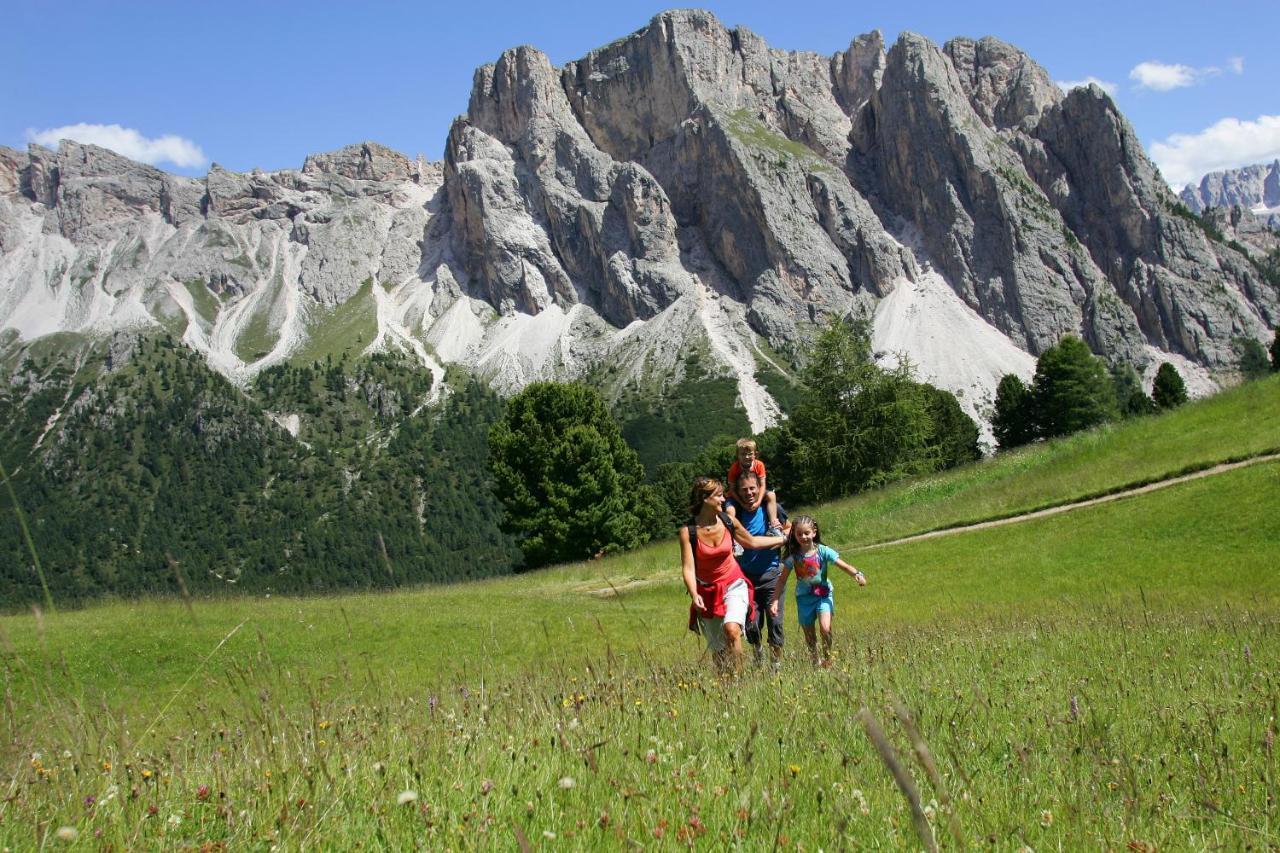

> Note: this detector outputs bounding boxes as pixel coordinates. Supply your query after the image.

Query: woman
[680,476,788,674]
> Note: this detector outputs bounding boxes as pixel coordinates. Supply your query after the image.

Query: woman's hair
[687,476,724,518]
[785,515,821,557]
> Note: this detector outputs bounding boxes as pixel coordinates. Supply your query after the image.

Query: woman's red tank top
[693,524,740,585]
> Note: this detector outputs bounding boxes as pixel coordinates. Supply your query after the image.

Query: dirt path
[849,452,1280,553]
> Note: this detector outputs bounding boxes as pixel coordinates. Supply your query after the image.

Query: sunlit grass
[2,453,1277,847]
[2,377,1277,846]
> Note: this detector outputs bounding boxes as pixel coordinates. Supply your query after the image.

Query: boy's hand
[692,593,706,611]
[853,569,867,587]
[768,599,778,617]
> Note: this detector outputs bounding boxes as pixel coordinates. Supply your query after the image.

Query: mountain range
[3,9,1278,434]
[1180,159,1280,227]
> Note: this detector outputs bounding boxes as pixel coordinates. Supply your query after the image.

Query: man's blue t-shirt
[727,499,780,580]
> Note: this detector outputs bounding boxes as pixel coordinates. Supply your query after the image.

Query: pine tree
[920,384,981,468]
[1271,326,1280,371]
[1110,363,1155,417]
[785,320,934,502]
[1030,336,1117,439]
[488,382,658,568]
[992,374,1035,449]
[1151,362,1188,409]
[1236,337,1271,380]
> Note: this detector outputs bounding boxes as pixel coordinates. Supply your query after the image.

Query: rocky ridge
[1181,160,1280,227]
[2,11,1277,434]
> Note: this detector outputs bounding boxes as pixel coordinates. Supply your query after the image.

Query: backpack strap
[688,512,737,554]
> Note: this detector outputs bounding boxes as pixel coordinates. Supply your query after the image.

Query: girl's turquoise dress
[783,544,840,626]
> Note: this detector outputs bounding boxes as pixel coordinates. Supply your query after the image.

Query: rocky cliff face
[2,10,1276,432]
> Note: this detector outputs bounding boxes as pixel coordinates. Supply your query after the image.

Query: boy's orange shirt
[727,458,767,489]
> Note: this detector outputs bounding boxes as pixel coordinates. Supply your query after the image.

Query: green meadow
[1,376,1278,849]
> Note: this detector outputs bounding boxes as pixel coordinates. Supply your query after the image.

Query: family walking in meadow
[679,438,868,673]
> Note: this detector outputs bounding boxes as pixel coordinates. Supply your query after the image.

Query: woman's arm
[679,527,705,609]
[728,515,788,550]
[833,556,867,586]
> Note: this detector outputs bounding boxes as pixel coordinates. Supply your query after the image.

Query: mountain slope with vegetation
[0,335,520,606]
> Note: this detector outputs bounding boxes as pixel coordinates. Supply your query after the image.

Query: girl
[769,515,866,667]
[680,476,788,675]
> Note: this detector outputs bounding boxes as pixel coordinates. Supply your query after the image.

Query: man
[725,470,787,667]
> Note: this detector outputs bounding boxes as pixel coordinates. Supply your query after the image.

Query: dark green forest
[0,337,520,608]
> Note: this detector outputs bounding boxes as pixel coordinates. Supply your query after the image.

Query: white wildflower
[397,790,418,805]
[558,776,576,789]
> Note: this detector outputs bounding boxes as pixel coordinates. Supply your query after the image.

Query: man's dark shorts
[744,569,784,647]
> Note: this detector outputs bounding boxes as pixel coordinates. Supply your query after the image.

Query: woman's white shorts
[698,578,749,652]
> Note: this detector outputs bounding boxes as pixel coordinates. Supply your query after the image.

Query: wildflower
[318,720,330,730]
[543,831,557,840]
[923,802,936,823]
[788,764,800,777]
[852,788,870,816]
[102,761,111,771]
[197,784,211,801]
[167,814,182,828]
[598,811,611,828]
[1040,810,1053,828]
[558,776,576,789]
[54,826,78,843]
[480,779,495,795]
[395,790,419,806]
[645,750,658,764]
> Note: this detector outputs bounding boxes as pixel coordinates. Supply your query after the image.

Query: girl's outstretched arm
[679,527,705,609]
[833,557,867,587]
[769,564,792,616]
[728,515,789,550]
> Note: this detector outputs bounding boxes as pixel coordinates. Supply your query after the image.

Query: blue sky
[6,0,1278,189]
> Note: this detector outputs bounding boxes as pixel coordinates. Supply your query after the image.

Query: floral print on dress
[796,552,822,581]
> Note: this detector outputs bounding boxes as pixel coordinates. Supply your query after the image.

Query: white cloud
[1129,61,1198,91]
[1057,76,1118,96]
[24,123,206,169]
[1150,115,1280,188]
[1129,56,1245,92]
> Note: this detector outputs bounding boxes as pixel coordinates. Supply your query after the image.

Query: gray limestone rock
[0,146,23,196]
[1,9,1274,400]
[1032,85,1275,365]
[303,142,419,183]
[1181,160,1280,214]
[943,36,1061,130]
[864,32,1111,355]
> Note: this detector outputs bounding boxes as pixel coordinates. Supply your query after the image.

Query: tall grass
[2,453,1277,847]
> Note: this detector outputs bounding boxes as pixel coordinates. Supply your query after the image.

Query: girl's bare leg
[802,624,819,665]
[817,611,833,666]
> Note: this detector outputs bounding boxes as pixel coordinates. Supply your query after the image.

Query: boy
[725,438,782,536]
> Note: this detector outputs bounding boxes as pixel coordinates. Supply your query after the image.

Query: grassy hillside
[1,376,1277,848]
